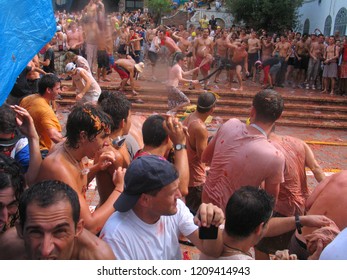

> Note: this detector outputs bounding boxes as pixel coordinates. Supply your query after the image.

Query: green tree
[148,0,172,25]
[226,0,303,32]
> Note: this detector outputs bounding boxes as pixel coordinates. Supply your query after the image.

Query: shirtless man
[146,23,158,44]
[84,0,98,22]
[66,22,84,55]
[273,35,291,86]
[261,34,274,61]
[128,28,142,63]
[293,35,309,88]
[166,53,200,114]
[192,28,214,90]
[306,34,324,90]
[176,24,186,37]
[15,180,115,259]
[182,92,216,214]
[96,33,110,82]
[27,55,46,93]
[248,31,261,82]
[96,0,105,31]
[96,93,132,205]
[289,170,347,259]
[214,30,232,83]
[35,104,124,234]
[112,55,144,96]
[172,31,192,56]
[158,29,182,67]
[116,25,129,58]
[322,36,340,95]
[83,15,99,73]
[104,16,115,74]
[228,40,249,91]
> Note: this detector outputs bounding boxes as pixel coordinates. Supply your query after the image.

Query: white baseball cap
[65,62,76,72]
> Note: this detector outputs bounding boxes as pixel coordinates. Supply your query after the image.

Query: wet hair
[18,180,80,228]
[98,91,131,131]
[0,154,26,201]
[0,104,16,134]
[225,186,274,238]
[64,51,77,62]
[252,89,284,124]
[197,92,216,113]
[65,104,112,149]
[0,154,26,231]
[175,53,186,62]
[142,115,167,147]
[38,74,61,96]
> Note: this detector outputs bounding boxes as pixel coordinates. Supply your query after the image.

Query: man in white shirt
[101,154,224,260]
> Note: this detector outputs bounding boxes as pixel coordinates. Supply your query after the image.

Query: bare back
[302,171,347,236]
[167,63,183,87]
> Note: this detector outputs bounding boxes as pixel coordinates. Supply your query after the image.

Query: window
[303,18,310,34]
[334,7,347,37]
[126,0,143,10]
[324,15,332,36]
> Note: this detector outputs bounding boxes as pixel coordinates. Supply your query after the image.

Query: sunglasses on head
[112,136,126,149]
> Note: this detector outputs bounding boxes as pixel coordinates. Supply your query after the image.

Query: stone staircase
[58,79,347,130]
[161,5,233,29]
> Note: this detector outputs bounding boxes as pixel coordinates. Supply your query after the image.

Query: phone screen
[199,225,218,240]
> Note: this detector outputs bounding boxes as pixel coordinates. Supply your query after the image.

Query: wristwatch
[174,144,186,151]
[295,214,303,234]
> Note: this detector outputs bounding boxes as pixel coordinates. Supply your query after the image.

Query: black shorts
[148,51,158,64]
[248,52,259,66]
[131,50,141,63]
[287,57,295,66]
[294,55,309,70]
[97,50,109,68]
[118,44,126,55]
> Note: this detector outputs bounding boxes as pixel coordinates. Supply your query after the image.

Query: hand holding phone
[199,225,218,240]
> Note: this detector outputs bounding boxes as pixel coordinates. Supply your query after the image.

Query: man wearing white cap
[64,62,101,104]
[111,55,144,96]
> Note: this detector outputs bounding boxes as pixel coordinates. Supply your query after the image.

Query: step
[100,93,347,114]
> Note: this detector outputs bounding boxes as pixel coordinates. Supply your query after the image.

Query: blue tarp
[0,0,56,105]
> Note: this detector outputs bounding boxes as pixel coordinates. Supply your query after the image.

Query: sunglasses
[111,136,126,149]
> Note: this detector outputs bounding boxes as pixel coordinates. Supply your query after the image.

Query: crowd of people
[1,0,347,261]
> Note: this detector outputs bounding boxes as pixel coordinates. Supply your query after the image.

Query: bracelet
[295,214,302,234]
[115,189,122,194]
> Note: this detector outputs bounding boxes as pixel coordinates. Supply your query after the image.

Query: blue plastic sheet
[0,0,56,105]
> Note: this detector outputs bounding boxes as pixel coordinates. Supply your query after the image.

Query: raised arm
[80,167,125,234]
[163,116,189,196]
[11,105,42,186]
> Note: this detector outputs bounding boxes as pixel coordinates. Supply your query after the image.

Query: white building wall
[298,0,347,35]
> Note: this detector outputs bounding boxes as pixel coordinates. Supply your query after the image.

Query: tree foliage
[226,0,304,33]
[147,0,172,24]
